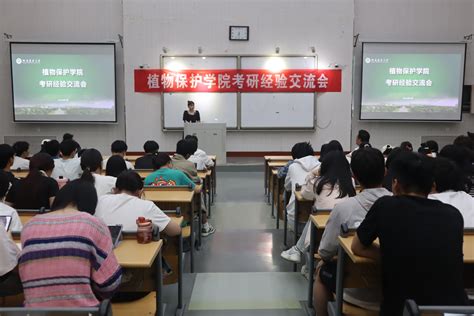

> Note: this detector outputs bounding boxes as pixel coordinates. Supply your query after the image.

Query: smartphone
[0,216,12,231]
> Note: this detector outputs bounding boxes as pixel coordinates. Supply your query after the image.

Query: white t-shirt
[11,156,29,170]
[188,149,214,171]
[0,223,20,276]
[93,174,117,197]
[0,203,22,232]
[102,157,134,171]
[95,193,171,232]
[51,158,82,180]
[429,191,474,228]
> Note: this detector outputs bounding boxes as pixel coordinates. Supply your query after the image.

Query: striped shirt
[19,211,122,307]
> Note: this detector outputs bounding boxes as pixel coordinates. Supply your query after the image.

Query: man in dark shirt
[351,152,468,316]
[135,140,159,170]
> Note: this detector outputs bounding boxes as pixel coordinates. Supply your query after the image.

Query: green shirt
[144,168,196,188]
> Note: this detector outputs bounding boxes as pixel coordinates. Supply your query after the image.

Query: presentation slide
[10,43,116,122]
[360,43,465,121]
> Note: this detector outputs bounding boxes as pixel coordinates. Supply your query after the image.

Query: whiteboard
[240,56,316,129]
[164,93,237,128]
[162,56,237,129]
[241,93,314,128]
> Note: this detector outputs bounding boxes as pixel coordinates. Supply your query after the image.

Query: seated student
[277,143,302,180]
[145,153,196,187]
[381,144,393,157]
[172,139,201,183]
[417,143,432,156]
[106,155,128,178]
[135,140,159,169]
[11,141,30,170]
[51,140,82,180]
[185,135,214,171]
[313,148,390,316]
[425,140,439,157]
[0,222,22,297]
[80,149,116,197]
[95,170,181,234]
[348,129,370,157]
[19,179,122,307]
[0,171,22,231]
[6,153,58,210]
[0,144,18,187]
[429,157,474,228]
[102,140,134,170]
[284,142,320,225]
[382,147,402,192]
[145,153,215,236]
[282,149,355,263]
[43,140,60,159]
[351,152,468,316]
[400,141,413,152]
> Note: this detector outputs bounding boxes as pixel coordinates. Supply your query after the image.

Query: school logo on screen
[365,58,371,64]
[15,58,22,64]
[16,58,40,65]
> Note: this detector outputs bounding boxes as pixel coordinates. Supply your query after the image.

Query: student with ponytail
[5,153,58,209]
[80,149,116,196]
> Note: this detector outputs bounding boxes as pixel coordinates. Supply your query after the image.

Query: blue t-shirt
[144,168,195,188]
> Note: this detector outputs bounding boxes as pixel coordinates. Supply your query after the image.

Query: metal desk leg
[283,192,288,247]
[335,247,345,316]
[264,163,268,196]
[293,199,299,272]
[275,178,280,224]
[197,196,202,249]
[176,233,185,314]
[271,177,275,218]
[156,249,164,316]
[308,221,317,309]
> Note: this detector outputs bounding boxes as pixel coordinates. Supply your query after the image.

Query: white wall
[123,0,355,152]
[352,0,474,150]
[0,0,125,153]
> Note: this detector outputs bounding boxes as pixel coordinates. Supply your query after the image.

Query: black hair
[63,133,74,141]
[116,170,144,193]
[111,140,128,154]
[454,135,474,151]
[13,141,29,157]
[0,171,10,198]
[185,135,199,146]
[106,155,128,177]
[439,144,473,176]
[418,144,432,156]
[23,153,55,199]
[0,144,15,169]
[290,142,314,160]
[425,140,439,154]
[152,152,171,170]
[176,139,194,157]
[59,140,77,157]
[351,148,385,188]
[400,141,413,152]
[80,149,103,184]
[357,130,370,143]
[143,140,159,154]
[315,151,356,199]
[44,140,60,157]
[186,138,198,155]
[382,145,393,156]
[358,142,372,150]
[187,100,195,107]
[390,152,435,196]
[319,140,343,161]
[433,157,465,193]
[51,179,98,215]
[386,147,402,169]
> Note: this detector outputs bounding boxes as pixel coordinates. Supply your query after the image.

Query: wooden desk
[144,188,197,273]
[331,235,474,316]
[307,213,331,308]
[114,239,164,316]
[197,170,212,217]
[264,156,291,201]
[11,170,28,179]
[267,161,288,206]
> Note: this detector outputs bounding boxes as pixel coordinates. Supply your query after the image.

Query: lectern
[184,123,226,165]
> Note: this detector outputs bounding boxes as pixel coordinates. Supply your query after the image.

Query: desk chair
[403,299,474,316]
[0,300,111,315]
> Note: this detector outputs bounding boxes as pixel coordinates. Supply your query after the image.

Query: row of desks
[304,213,474,315]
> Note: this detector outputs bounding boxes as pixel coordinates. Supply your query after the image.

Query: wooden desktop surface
[310,214,330,229]
[114,239,163,268]
[264,156,292,161]
[144,190,194,203]
[339,235,474,265]
[295,191,314,202]
[268,161,288,168]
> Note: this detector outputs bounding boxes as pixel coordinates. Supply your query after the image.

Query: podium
[184,123,226,165]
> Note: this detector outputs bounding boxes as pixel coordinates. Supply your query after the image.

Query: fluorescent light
[264,57,286,73]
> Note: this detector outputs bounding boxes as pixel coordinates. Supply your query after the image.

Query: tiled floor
[163,170,306,316]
